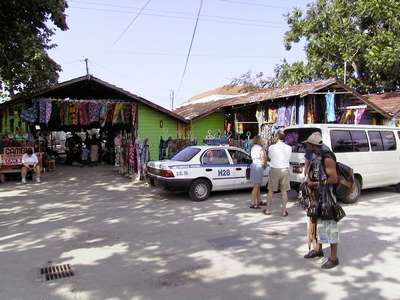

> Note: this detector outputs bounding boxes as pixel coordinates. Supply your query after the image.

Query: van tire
[189,179,211,201]
[341,177,361,204]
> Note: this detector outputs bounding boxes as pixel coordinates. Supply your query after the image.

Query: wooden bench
[0,168,21,183]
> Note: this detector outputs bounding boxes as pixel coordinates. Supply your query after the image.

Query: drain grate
[40,264,74,281]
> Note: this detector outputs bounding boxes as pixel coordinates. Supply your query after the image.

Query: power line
[69,6,285,29]
[218,0,290,10]
[176,0,204,98]
[69,0,284,26]
[112,0,152,46]
[111,49,298,60]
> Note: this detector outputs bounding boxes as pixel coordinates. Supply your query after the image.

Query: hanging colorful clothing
[39,100,52,124]
[354,108,366,125]
[112,102,123,124]
[123,103,131,124]
[79,102,90,125]
[290,104,296,125]
[325,92,336,122]
[268,107,277,123]
[277,106,286,127]
[59,101,65,125]
[131,103,137,127]
[298,98,305,125]
[68,102,78,125]
[88,102,101,123]
[21,105,37,123]
[106,103,115,125]
[99,103,108,127]
[284,105,292,127]
[306,97,314,124]
[341,109,353,124]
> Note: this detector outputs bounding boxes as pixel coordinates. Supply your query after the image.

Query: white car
[147,145,269,201]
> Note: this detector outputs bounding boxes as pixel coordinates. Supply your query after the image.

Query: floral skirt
[317,219,339,244]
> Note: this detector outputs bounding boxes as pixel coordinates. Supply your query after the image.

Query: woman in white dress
[249,135,266,208]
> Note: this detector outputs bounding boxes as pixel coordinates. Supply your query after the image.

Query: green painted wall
[191,112,225,144]
[137,103,180,161]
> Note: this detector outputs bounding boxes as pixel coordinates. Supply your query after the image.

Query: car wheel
[189,179,211,201]
[341,177,361,204]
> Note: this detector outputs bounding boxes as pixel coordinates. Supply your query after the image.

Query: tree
[274,0,400,93]
[230,71,272,92]
[0,0,68,96]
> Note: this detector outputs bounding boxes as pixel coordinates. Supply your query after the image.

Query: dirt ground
[0,165,399,300]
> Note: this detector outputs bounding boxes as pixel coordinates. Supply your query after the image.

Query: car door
[201,149,235,191]
[228,149,253,187]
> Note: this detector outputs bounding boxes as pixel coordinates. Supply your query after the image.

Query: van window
[381,131,396,151]
[368,131,384,151]
[284,128,321,153]
[350,130,370,152]
[330,130,353,152]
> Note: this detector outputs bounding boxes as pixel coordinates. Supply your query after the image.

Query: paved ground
[0,165,399,300]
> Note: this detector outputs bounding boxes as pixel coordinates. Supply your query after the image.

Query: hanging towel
[298,98,305,125]
[325,92,336,122]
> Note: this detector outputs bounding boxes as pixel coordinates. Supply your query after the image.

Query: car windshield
[285,128,321,153]
[171,147,201,162]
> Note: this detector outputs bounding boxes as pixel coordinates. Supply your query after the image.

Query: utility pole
[344,61,347,84]
[84,57,89,75]
[170,89,175,110]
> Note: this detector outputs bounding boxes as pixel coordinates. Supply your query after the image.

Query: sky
[48,0,310,109]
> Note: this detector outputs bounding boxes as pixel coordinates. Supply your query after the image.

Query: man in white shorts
[264,129,292,216]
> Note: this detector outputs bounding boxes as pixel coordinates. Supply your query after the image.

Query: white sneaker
[22,178,26,184]
[36,177,41,183]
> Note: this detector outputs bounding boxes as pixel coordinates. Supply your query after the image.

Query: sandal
[281,211,288,217]
[249,204,261,209]
[260,201,267,206]
[263,209,271,215]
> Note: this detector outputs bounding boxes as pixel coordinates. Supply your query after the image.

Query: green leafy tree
[0,0,68,96]
[274,0,400,93]
[230,71,272,92]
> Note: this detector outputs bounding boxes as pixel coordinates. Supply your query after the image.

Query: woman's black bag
[332,202,346,222]
[318,183,346,222]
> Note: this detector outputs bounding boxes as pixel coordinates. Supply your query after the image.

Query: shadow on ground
[0,166,399,300]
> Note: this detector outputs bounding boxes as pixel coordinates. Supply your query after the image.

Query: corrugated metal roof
[175,78,390,120]
[174,79,336,120]
[364,92,400,116]
[3,75,188,123]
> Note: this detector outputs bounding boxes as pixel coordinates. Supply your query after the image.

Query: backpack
[321,150,355,200]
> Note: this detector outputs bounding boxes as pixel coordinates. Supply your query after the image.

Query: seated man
[21,148,41,184]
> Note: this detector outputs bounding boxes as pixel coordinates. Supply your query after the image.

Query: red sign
[1,147,34,166]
